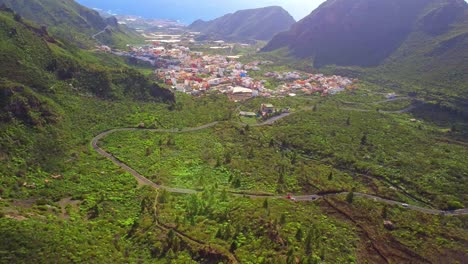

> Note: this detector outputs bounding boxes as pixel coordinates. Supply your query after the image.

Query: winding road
[91,106,467,216]
[92,25,111,39]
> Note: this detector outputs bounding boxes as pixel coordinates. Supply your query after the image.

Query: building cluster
[151,47,277,100]
[268,72,358,96]
[111,40,357,100]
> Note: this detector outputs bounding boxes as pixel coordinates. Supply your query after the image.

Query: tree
[197,175,205,187]
[159,189,170,204]
[269,139,275,148]
[305,231,313,254]
[13,13,22,22]
[381,205,388,219]
[224,151,232,164]
[167,229,176,242]
[286,249,295,264]
[87,204,99,219]
[447,200,463,210]
[166,248,175,263]
[360,134,367,146]
[146,147,152,156]
[232,178,241,188]
[215,228,223,239]
[230,241,237,252]
[451,125,457,132]
[278,173,285,184]
[220,188,228,201]
[248,147,255,159]
[295,227,303,241]
[346,191,354,204]
[280,213,287,225]
[290,151,298,164]
[166,135,176,146]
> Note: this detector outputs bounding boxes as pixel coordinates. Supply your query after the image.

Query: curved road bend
[92,115,467,216]
[92,25,111,39]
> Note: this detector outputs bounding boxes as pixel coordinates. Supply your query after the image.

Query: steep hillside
[263,0,468,110]
[0,9,173,100]
[0,0,142,47]
[0,6,175,204]
[189,6,295,42]
[263,0,467,67]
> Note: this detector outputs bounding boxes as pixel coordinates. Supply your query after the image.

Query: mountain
[263,0,467,67]
[189,6,295,42]
[263,0,468,110]
[0,0,142,47]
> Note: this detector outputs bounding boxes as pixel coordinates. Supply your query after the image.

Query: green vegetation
[262,0,468,114]
[0,0,143,48]
[0,1,467,263]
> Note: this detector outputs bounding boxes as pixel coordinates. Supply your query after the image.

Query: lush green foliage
[0,1,467,262]
[0,0,143,48]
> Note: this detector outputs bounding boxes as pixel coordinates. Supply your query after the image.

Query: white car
[401,203,409,208]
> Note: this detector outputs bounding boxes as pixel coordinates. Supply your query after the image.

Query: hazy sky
[76,0,326,24]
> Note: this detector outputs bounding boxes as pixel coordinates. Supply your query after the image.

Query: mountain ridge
[189,6,295,42]
[263,0,467,67]
[262,0,468,110]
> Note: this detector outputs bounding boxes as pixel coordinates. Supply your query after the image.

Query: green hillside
[0,0,143,48]
[0,7,174,180]
[0,1,467,263]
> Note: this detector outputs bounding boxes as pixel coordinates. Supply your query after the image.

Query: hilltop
[189,6,295,42]
[0,0,142,47]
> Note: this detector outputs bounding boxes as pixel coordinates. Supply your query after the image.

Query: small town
[100,36,358,101]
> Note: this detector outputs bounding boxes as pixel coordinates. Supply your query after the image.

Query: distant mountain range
[189,6,295,42]
[74,0,319,25]
[0,0,142,48]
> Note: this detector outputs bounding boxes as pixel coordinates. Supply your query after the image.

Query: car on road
[286,194,297,202]
[401,203,409,208]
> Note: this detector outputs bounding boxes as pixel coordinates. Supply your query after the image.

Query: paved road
[92,25,111,39]
[91,113,467,216]
[341,97,411,105]
[341,104,419,114]
[251,113,291,126]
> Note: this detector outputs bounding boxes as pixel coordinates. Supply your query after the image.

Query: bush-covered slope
[189,6,295,42]
[0,0,142,47]
[0,9,173,100]
[0,8,173,176]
